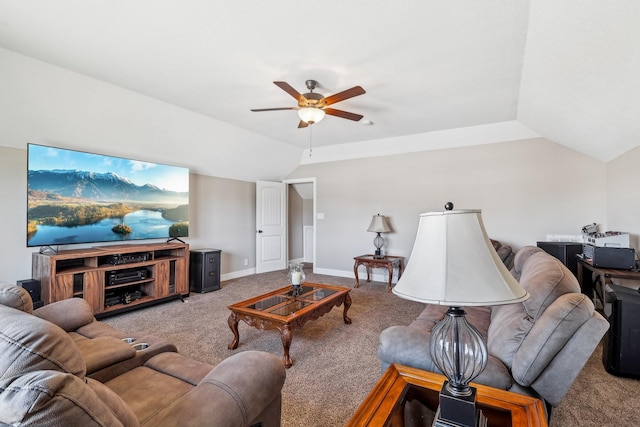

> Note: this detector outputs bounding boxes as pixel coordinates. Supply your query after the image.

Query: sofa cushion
[487,303,531,369]
[0,370,139,426]
[145,352,213,386]
[105,366,194,425]
[0,283,33,313]
[410,305,491,339]
[0,305,85,379]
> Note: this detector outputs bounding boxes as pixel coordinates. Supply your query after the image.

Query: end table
[353,254,405,292]
[346,364,548,427]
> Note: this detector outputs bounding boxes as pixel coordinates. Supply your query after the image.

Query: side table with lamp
[390,203,531,427]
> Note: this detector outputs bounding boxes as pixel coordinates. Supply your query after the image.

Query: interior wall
[0,47,301,183]
[607,146,640,250]
[0,147,32,284]
[0,146,256,284]
[188,173,256,277]
[286,138,607,277]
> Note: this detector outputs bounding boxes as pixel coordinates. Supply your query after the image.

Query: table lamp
[367,214,392,258]
[393,204,529,427]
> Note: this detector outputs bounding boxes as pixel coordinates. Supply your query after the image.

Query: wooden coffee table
[347,364,547,426]
[227,282,352,368]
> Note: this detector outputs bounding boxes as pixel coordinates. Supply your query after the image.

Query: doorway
[255,178,316,274]
[285,178,316,272]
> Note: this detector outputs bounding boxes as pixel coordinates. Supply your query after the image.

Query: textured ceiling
[1,1,638,169]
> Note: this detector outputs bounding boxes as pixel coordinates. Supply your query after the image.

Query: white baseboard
[221,268,255,282]
[313,267,400,284]
[222,267,399,284]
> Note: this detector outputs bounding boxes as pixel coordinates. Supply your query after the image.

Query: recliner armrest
[144,351,286,427]
[512,293,595,386]
[74,336,137,374]
[34,298,95,332]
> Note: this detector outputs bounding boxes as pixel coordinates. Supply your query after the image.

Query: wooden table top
[346,364,548,427]
[227,282,350,322]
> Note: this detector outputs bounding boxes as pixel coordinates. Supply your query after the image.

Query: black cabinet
[603,284,640,379]
[190,249,221,293]
[536,241,583,276]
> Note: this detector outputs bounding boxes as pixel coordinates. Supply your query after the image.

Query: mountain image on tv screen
[27,144,189,247]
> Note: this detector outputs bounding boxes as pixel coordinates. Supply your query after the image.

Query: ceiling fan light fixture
[298,107,325,124]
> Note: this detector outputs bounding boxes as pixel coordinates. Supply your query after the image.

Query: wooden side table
[353,254,405,292]
[576,255,640,309]
[346,364,548,427]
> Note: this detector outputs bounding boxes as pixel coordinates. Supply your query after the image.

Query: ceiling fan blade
[322,86,366,106]
[324,108,364,121]
[274,81,304,102]
[298,120,309,128]
[250,107,298,112]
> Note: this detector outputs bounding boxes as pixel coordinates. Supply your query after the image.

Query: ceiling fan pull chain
[309,124,313,156]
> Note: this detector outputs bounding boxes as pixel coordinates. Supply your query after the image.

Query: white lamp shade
[367,215,392,233]
[393,209,528,306]
[297,107,326,124]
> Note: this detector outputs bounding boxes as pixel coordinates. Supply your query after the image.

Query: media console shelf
[32,242,189,318]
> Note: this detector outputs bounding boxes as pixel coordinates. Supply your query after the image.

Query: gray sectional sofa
[378,246,609,412]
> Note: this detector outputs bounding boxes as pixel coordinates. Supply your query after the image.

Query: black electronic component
[106,268,148,286]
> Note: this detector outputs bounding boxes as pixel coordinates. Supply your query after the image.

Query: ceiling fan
[251,80,366,128]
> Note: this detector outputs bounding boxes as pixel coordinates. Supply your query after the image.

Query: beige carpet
[102,270,640,426]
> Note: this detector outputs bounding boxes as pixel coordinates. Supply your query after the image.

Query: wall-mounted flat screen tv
[27,144,189,248]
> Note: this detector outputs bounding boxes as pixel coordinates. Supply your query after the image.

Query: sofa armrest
[378,325,435,372]
[512,294,609,406]
[34,298,95,332]
[512,293,595,387]
[530,312,608,407]
[74,336,137,374]
[378,325,514,390]
[146,351,286,427]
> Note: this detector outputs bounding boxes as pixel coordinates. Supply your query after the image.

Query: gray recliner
[378,246,609,411]
[0,284,286,426]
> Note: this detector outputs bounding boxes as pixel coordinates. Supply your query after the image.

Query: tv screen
[27,144,189,248]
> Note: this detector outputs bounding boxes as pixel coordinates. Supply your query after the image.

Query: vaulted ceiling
[1,1,638,177]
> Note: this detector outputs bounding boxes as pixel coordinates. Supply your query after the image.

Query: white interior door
[256,180,286,273]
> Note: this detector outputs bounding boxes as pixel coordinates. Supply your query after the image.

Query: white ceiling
[1,1,638,169]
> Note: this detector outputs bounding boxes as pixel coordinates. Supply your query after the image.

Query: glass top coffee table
[227,282,352,368]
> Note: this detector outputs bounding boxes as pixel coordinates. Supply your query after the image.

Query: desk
[346,364,548,427]
[576,256,640,308]
[353,255,404,292]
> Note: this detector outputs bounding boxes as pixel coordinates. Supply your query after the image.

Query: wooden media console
[32,242,189,318]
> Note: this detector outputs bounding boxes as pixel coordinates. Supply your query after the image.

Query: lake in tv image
[27,144,189,247]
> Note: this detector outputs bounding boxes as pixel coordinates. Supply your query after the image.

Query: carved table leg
[387,264,393,292]
[279,324,293,368]
[366,264,371,282]
[227,311,240,350]
[343,293,352,324]
[354,261,360,288]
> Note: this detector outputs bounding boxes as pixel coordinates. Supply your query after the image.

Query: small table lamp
[367,214,392,258]
[393,204,529,427]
